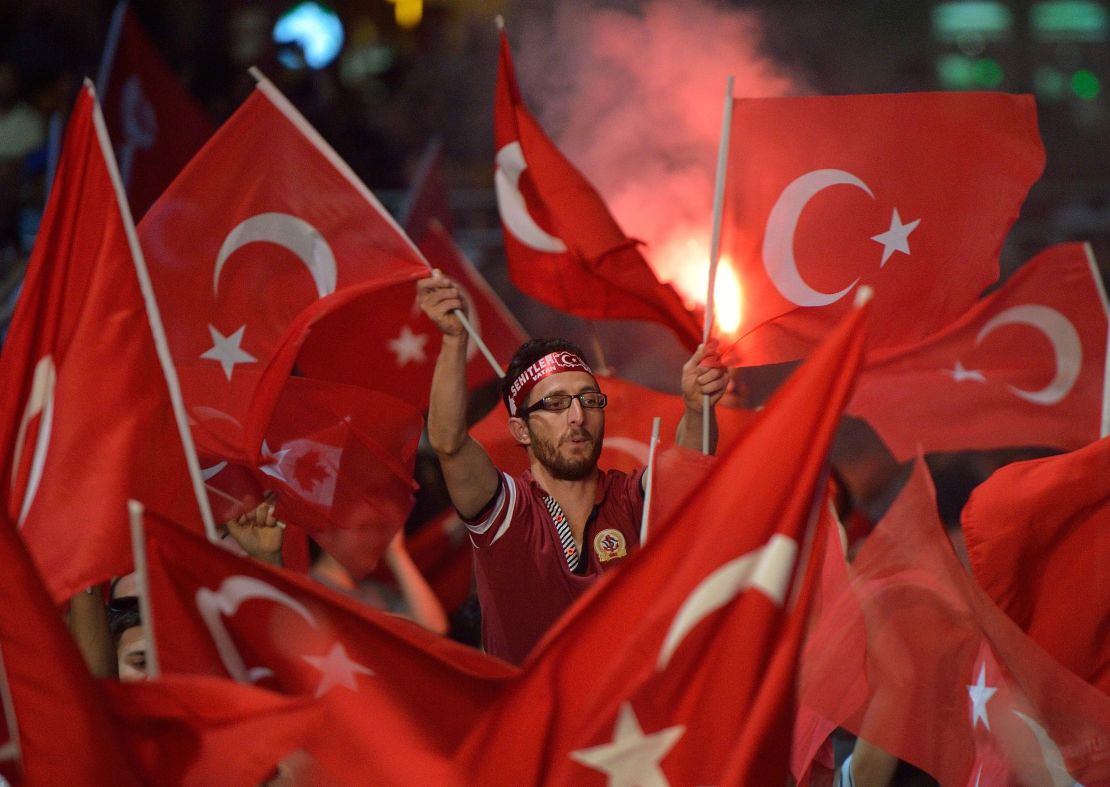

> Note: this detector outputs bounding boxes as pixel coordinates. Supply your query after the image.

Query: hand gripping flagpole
[702,75,735,454]
[639,417,662,545]
[127,499,161,679]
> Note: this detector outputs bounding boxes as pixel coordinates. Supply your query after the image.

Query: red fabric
[204,376,423,578]
[0,84,203,602]
[297,222,526,410]
[800,458,1110,785]
[962,436,1110,695]
[849,243,1108,460]
[97,5,213,219]
[469,468,645,665]
[470,373,756,476]
[399,138,454,238]
[102,675,331,787]
[722,92,1044,365]
[465,301,869,785]
[405,507,473,613]
[143,511,516,783]
[0,507,139,782]
[494,31,702,351]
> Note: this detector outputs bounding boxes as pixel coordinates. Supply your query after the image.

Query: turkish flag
[0,509,140,783]
[962,436,1110,695]
[0,83,204,602]
[297,221,526,410]
[494,30,703,351]
[799,458,1110,785]
[469,373,756,476]
[465,301,869,785]
[203,376,424,578]
[399,138,454,239]
[139,73,428,467]
[96,3,213,219]
[722,92,1045,365]
[848,242,1108,460]
[143,510,516,783]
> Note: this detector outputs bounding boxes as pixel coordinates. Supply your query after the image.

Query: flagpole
[127,499,160,679]
[95,1,127,95]
[639,416,662,545]
[88,80,219,543]
[702,75,734,454]
[1082,243,1110,437]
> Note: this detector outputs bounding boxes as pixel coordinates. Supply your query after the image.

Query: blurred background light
[273,2,345,70]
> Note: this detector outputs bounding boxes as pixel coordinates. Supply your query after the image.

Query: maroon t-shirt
[464,467,645,665]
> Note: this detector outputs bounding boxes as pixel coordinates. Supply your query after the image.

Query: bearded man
[418,272,728,664]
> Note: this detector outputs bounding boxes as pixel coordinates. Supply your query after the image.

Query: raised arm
[675,339,729,455]
[418,272,500,518]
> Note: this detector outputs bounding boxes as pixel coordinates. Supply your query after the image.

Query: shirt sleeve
[461,471,520,549]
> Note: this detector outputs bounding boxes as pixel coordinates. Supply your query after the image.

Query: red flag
[96,3,213,219]
[0,83,204,602]
[470,373,756,476]
[0,509,139,782]
[143,510,515,783]
[962,436,1110,695]
[465,301,869,785]
[799,458,1110,785]
[102,675,349,786]
[139,73,428,461]
[848,242,1109,460]
[297,221,526,410]
[399,138,454,239]
[722,92,1045,365]
[203,377,424,578]
[494,29,703,351]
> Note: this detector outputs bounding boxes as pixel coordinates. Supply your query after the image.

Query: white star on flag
[943,360,986,383]
[302,641,375,698]
[388,324,430,366]
[967,662,998,731]
[871,208,921,266]
[200,324,257,380]
[569,703,684,787]
[259,440,292,483]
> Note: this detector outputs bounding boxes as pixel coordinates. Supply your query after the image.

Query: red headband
[507,351,593,415]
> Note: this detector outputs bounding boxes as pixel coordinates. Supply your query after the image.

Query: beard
[529,423,604,481]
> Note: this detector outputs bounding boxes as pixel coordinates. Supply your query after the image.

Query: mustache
[561,429,594,444]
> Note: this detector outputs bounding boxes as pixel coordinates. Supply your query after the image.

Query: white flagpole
[89,80,219,542]
[1082,243,1110,437]
[127,499,160,679]
[639,417,662,545]
[95,2,127,96]
[702,75,734,454]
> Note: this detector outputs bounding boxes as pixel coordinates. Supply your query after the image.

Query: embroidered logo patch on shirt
[593,528,628,562]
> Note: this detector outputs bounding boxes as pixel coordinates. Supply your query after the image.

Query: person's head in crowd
[500,338,606,481]
[107,595,146,681]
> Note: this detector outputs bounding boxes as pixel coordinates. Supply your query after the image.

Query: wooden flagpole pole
[1082,243,1110,437]
[702,75,734,454]
[127,499,160,679]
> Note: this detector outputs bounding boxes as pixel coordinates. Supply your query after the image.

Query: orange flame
[650,233,744,341]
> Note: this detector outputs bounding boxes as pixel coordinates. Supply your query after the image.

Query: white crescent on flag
[763,169,872,307]
[975,305,1081,406]
[213,212,338,299]
[495,141,568,254]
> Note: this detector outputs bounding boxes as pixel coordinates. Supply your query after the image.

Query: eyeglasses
[522,391,608,416]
